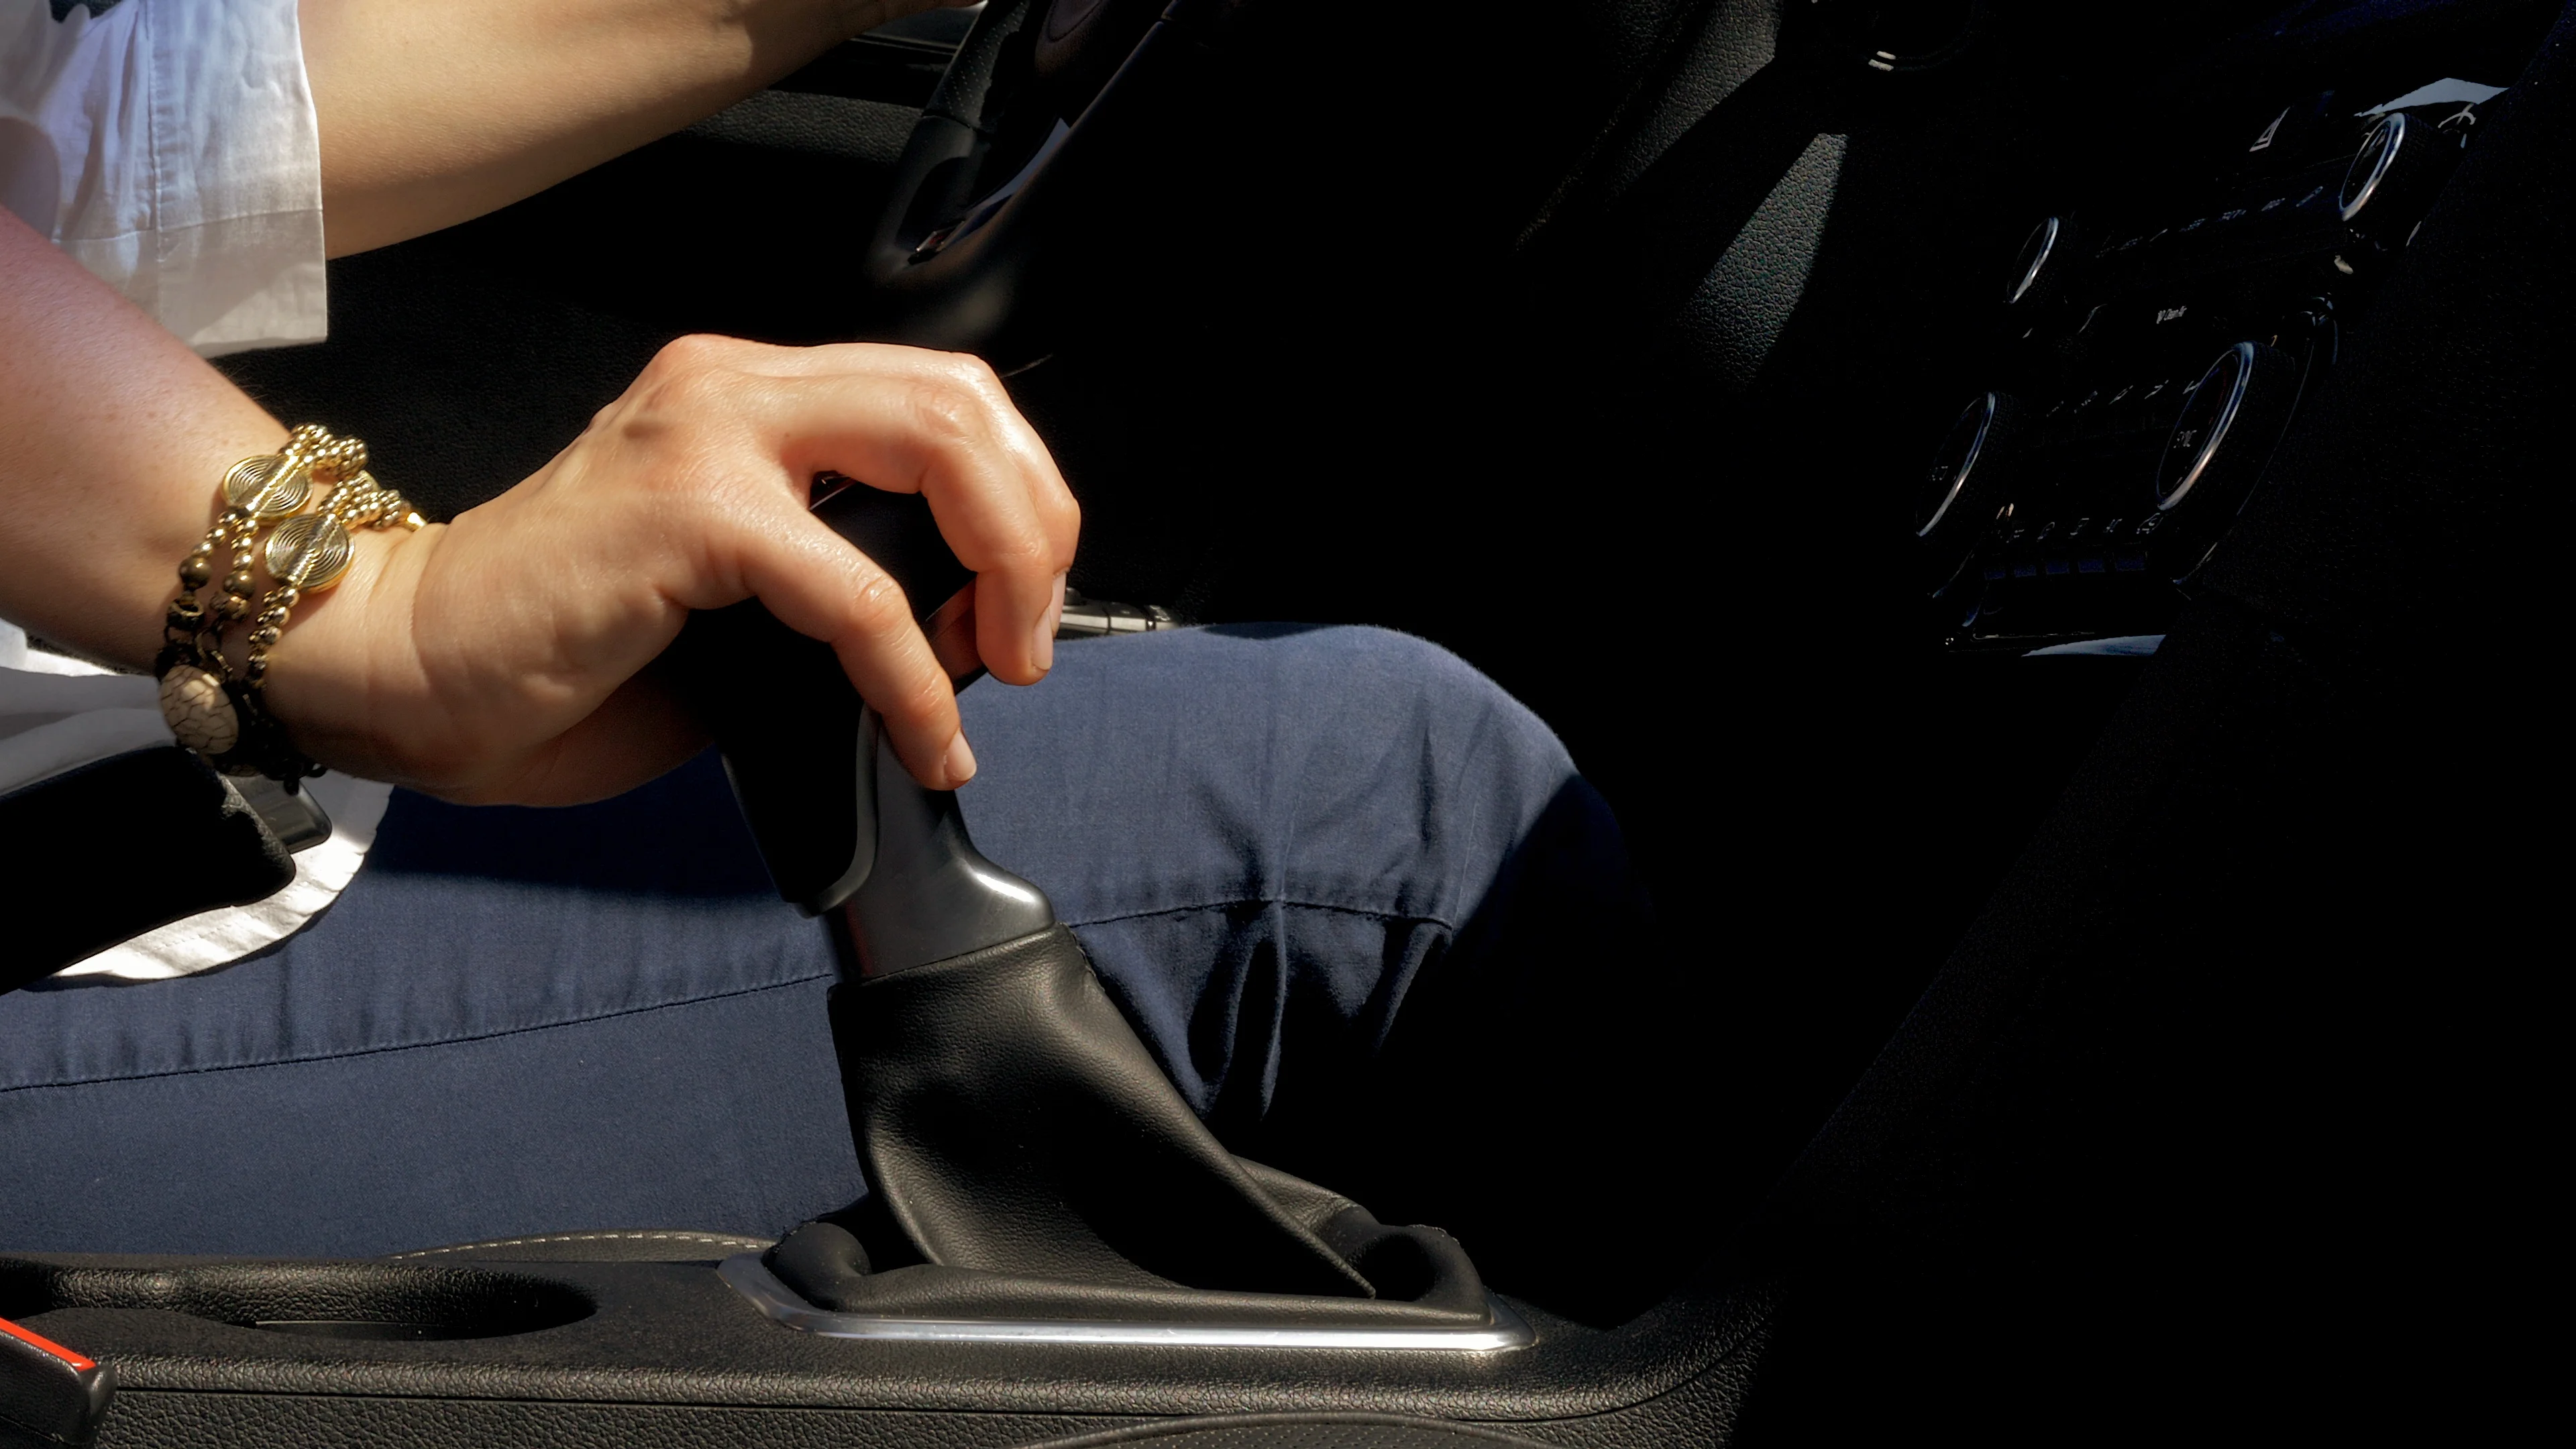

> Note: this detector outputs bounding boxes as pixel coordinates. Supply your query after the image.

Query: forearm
[301,0,958,256]
[0,211,289,669]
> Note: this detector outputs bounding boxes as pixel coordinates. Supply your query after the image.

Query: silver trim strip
[717,1254,1537,1352]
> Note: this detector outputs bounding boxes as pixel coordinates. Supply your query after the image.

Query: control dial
[1915,391,2023,588]
[2150,341,2299,570]
[2004,215,2076,311]
[2337,111,2465,244]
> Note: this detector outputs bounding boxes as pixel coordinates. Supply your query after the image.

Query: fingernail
[1032,572,1065,674]
[943,732,978,786]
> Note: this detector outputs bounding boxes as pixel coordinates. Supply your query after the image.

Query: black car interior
[5,0,2562,1443]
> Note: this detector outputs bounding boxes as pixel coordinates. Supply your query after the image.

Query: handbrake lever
[661,478,1052,971]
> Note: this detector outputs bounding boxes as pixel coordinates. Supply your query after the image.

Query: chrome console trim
[717,1253,1538,1352]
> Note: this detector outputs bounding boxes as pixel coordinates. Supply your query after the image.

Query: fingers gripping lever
[839,708,1053,974]
[662,482,1051,973]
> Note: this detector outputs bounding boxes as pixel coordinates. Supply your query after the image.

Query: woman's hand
[265,335,1079,804]
[4,195,1071,810]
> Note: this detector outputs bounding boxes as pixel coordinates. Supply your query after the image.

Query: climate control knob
[2151,341,2299,541]
[1915,391,2023,588]
[2004,215,2074,311]
[2338,111,2465,244]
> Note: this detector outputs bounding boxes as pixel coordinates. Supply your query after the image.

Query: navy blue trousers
[1,627,1674,1305]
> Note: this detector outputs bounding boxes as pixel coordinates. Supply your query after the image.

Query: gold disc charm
[265,513,356,591]
[222,454,315,521]
[159,665,240,756]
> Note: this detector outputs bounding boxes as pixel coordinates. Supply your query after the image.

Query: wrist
[256,521,445,785]
[154,427,431,784]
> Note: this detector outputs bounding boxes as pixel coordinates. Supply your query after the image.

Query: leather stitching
[385,1230,771,1260]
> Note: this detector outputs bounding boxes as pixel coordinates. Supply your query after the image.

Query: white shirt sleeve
[0,632,395,983]
[1,0,327,357]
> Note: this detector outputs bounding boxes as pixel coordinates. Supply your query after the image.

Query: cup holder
[0,1257,592,1342]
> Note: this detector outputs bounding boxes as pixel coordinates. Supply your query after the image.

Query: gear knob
[663,481,1054,969]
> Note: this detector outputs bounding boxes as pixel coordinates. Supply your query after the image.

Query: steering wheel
[861,0,1250,358]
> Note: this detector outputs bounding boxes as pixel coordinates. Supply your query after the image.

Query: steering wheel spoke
[859,0,1236,360]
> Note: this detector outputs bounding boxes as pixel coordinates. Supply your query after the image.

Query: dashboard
[1906,1,2541,651]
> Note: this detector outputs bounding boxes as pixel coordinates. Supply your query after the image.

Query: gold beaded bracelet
[155,426,423,783]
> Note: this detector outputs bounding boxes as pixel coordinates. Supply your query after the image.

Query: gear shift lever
[667,478,1050,971]
[662,483,1512,1343]
[835,708,1051,975]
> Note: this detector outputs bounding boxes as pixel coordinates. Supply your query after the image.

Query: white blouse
[3,0,327,354]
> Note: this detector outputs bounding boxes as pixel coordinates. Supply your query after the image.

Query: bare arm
[0,207,1075,800]
[0,212,286,672]
[301,0,972,256]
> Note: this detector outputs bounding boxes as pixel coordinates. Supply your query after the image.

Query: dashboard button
[2133,378,2180,431]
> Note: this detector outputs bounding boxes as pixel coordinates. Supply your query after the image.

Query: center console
[1914,7,2532,649]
